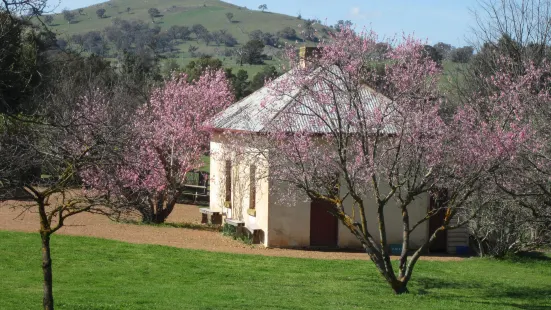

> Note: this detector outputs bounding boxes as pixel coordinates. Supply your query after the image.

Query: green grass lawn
[200,155,210,173]
[1,230,550,309]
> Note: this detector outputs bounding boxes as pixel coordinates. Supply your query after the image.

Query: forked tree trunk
[391,280,409,294]
[142,194,180,224]
[41,232,54,310]
[375,256,410,295]
[362,242,411,295]
[151,206,171,224]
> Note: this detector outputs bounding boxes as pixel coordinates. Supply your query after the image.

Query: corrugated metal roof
[209,67,395,134]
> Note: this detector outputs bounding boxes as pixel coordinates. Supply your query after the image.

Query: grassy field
[1,230,550,309]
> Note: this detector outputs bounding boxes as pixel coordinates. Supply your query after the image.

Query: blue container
[456,246,469,255]
[390,244,403,255]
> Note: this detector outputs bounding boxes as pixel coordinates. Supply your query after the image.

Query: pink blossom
[82,69,233,220]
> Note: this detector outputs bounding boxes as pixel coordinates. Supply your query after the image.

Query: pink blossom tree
[252,28,531,294]
[84,69,233,223]
[465,56,551,254]
[452,0,551,256]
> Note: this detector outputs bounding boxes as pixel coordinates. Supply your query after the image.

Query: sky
[46,0,479,46]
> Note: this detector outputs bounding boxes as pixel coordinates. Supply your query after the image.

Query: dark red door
[310,199,338,247]
[429,190,448,253]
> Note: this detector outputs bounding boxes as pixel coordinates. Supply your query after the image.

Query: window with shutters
[249,165,256,210]
[225,160,231,202]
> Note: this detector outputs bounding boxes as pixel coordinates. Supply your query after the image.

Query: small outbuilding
[204,48,469,254]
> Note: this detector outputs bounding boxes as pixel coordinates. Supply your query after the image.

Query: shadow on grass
[118,219,221,232]
[513,251,551,262]
[471,303,551,310]
[162,221,221,232]
[458,289,551,310]
[416,276,484,290]
[415,275,551,309]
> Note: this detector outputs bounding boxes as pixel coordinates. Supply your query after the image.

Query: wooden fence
[181,171,210,204]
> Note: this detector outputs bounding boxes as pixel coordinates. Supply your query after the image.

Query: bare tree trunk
[366,246,410,294]
[391,280,409,294]
[140,207,153,223]
[35,195,55,310]
[335,203,411,295]
[145,192,181,224]
[41,232,54,310]
[371,253,410,294]
[151,210,166,224]
[399,206,410,278]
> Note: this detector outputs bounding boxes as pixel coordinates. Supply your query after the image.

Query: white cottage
[202,47,469,254]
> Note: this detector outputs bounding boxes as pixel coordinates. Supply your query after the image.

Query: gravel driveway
[0,202,463,261]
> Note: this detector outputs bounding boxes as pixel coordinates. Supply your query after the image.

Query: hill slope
[45,0,325,77]
[43,0,463,85]
[48,0,311,40]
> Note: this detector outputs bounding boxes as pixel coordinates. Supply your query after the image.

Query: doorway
[310,199,338,247]
[428,190,448,253]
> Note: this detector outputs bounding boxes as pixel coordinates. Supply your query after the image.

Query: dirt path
[0,203,463,261]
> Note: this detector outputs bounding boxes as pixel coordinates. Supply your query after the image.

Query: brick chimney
[299,46,322,69]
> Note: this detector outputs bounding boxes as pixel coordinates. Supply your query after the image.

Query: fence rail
[182,171,210,204]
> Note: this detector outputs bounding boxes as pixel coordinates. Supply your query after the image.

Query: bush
[222,223,253,244]
[450,46,474,63]
[278,27,297,40]
[222,223,237,236]
[96,8,106,18]
[239,39,265,65]
[220,48,233,57]
[249,30,279,47]
[467,200,551,257]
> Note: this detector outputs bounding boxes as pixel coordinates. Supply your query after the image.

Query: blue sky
[46,0,478,46]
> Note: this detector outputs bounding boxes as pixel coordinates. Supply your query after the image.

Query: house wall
[344,184,430,250]
[210,132,463,252]
[209,138,224,213]
[267,178,430,249]
[267,180,311,247]
[209,133,270,246]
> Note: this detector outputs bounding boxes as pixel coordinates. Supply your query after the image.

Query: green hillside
[43,0,325,77]
[47,0,312,38]
[41,0,465,84]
